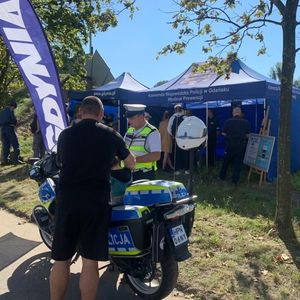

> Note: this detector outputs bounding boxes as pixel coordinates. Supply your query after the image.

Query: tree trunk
[274,0,298,234]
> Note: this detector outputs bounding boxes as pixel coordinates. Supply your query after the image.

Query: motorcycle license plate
[169,224,188,247]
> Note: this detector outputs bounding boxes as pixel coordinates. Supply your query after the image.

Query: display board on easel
[244,134,275,172]
[246,105,274,186]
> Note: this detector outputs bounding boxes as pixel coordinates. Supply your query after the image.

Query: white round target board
[175,116,207,150]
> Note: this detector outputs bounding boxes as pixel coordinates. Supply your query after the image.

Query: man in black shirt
[219,107,250,185]
[49,96,135,300]
[207,109,220,166]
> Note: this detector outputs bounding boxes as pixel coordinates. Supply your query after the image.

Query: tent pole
[206,102,208,169]
[255,99,258,133]
[117,100,120,132]
[188,149,195,194]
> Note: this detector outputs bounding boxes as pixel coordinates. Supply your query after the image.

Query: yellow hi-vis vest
[125,124,158,171]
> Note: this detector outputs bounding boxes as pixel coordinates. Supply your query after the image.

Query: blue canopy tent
[69,71,148,100]
[68,72,148,129]
[123,60,300,180]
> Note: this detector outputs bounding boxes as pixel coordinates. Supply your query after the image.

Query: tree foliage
[0,0,136,106]
[161,0,299,233]
[269,62,283,82]
[269,62,300,88]
[159,0,286,74]
[153,80,168,88]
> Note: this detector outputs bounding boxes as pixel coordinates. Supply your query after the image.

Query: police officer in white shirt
[124,104,161,181]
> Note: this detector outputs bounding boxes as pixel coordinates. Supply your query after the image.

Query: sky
[89,1,299,88]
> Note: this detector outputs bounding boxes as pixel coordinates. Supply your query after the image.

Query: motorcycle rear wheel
[125,253,178,299]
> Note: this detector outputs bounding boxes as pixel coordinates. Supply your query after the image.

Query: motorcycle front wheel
[39,229,53,250]
[125,253,178,299]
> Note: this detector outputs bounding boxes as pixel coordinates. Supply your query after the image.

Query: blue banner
[0,0,68,151]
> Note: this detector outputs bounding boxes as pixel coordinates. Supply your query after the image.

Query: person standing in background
[159,111,174,171]
[219,107,250,185]
[30,113,46,158]
[167,104,189,174]
[207,109,220,166]
[0,100,23,165]
[70,104,82,126]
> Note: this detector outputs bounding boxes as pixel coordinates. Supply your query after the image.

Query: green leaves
[257,46,266,56]
[158,0,282,78]
[0,0,137,105]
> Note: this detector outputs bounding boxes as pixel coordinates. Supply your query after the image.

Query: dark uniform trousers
[207,136,217,166]
[1,126,20,163]
[219,145,244,184]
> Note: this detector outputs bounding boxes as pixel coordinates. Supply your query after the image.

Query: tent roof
[68,72,148,100]
[85,50,114,87]
[92,72,148,92]
[150,59,279,91]
[125,59,295,105]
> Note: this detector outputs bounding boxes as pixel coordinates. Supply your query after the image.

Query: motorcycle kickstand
[98,262,113,271]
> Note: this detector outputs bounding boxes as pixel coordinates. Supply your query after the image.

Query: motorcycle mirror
[175,116,207,150]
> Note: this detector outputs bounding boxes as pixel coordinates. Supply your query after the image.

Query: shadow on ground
[0,252,140,300]
[0,165,30,183]
[279,228,300,271]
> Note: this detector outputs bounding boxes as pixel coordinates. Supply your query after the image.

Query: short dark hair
[81,96,103,116]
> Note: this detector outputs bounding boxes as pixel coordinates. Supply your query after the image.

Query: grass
[0,164,39,218]
[158,166,300,299]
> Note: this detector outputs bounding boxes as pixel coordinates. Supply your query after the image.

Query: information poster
[243,133,275,172]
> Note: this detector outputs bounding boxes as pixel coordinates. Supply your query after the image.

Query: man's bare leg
[79,257,99,300]
[50,259,71,300]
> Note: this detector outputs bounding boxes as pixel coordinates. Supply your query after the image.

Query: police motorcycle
[29,117,207,300]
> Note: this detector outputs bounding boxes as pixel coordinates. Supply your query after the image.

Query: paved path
[0,209,186,300]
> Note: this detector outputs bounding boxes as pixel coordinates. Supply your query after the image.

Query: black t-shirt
[57,119,129,192]
[0,107,17,126]
[223,116,250,147]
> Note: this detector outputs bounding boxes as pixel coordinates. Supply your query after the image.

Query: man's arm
[114,130,136,170]
[135,152,160,163]
[245,120,251,139]
[123,152,136,170]
[221,120,229,136]
[11,110,17,126]
[167,115,175,137]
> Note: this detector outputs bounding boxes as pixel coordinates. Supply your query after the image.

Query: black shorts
[132,169,155,181]
[51,190,111,261]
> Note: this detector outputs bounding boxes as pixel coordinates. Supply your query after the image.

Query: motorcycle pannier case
[109,205,153,256]
[123,180,188,206]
